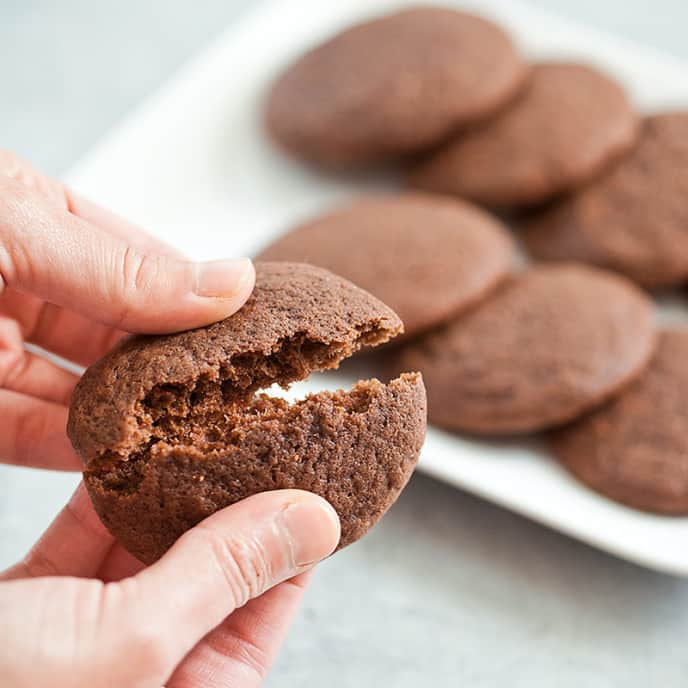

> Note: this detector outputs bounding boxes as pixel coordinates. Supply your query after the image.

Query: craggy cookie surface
[68,262,427,563]
[390,264,655,435]
[523,113,688,287]
[257,193,515,339]
[265,7,527,167]
[552,329,688,514]
[408,63,638,207]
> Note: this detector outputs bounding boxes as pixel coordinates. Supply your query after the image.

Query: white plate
[67,0,688,575]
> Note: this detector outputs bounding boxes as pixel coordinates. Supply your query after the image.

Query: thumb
[0,175,255,333]
[125,490,340,666]
[0,491,339,688]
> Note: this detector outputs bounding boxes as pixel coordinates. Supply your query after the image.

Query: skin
[0,150,341,688]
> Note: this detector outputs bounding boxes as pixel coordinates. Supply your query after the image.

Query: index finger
[0,157,184,366]
[0,187,189,366]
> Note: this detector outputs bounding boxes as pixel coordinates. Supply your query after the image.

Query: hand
[0,149,256,471]
[0,485,340,688]
[0,151,341,687]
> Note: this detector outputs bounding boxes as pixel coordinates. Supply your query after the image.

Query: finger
[111,491,339,682]
[0,389,81,470]
[0,175,255,334]
[2,350,78,404]
[168,573,312,688]
[1,482,114,580]
[23,197,186,362]
[0,493,338,688]
[1,314,79,403]
[0,152,189,363]
[0,291,123,366]
[0,199,182,365]
[0,149,181,258]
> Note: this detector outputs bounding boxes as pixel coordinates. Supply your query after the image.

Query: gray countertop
[2,2,688,685]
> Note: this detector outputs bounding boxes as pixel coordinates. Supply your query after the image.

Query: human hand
[0,484,340,687]
[0,149,256,471]
[0,151,342,687]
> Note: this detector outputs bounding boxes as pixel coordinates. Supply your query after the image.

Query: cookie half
[257,193,516,339]
[389,264,655,435]
[408,62,638,208]
[523,113,688,287]
[265,7,527,167]
[552,329,688,514]
[68,263,427,563]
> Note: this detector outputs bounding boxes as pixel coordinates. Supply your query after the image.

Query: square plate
[67,0,688,575]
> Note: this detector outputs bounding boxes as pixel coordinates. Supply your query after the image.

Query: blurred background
[2,1,688,685]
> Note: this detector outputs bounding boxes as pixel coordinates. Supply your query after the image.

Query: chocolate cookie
[552,329,688,514]
[389,264,655,435]
[68,262,427,563]
[265,7,527,168]
[408,62,638,208]
[522,113,688,287]
[257,193,516,339]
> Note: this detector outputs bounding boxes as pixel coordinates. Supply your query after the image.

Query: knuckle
[111,246,146,327]
[118,244,147,296]
[0,180,37,288]
[189,526,272,609]
[114,246,172,324]
[207,625,271,683]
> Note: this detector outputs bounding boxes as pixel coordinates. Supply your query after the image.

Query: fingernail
[194,257,254,298]
[281,497,341,568]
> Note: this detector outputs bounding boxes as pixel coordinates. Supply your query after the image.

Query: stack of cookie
[262,5,688,515]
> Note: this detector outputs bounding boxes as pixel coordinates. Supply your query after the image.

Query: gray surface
[1,1,688,685]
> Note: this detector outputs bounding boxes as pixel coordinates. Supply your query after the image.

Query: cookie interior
[84,318,401,477]
[88,375,414,495]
